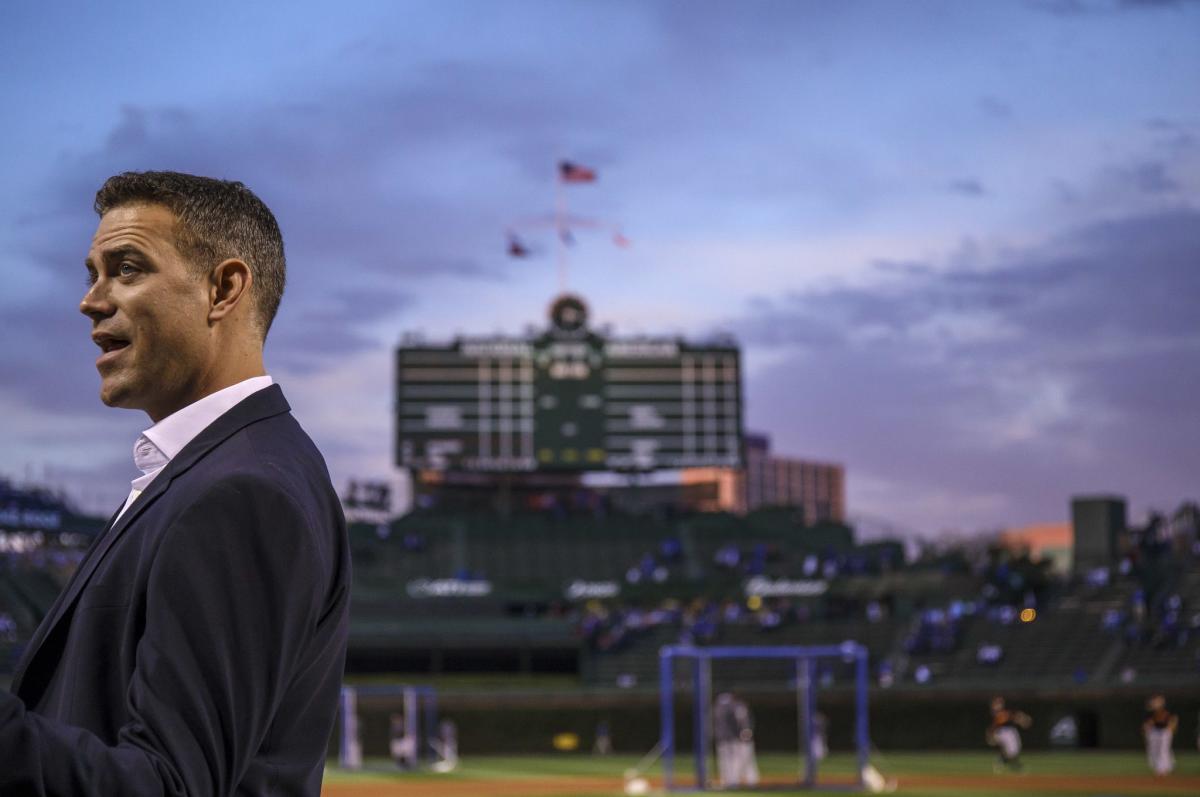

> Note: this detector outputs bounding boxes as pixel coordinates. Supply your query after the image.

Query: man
[0,171,351,795]
[713,692,739,787]
[714,692,760,788]
[389,711,418,770]
[1142,694,1178,776]
[731,694,761,787]
[432,718,459,773]
[986,696,1031,773]
[810,710,828,763]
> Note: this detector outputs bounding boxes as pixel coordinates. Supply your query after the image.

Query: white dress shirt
[115,375,274,523]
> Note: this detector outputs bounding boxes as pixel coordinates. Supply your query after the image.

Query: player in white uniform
[1142,694,1178,776]
[810,711,829,762]
[732,696,761,786]
[714,692,760,787]
[431,718,459,773]
[389,712,418,770]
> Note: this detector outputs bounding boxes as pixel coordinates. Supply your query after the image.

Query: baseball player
[389,712,418,770]
[986,696,1031,773]
[732,695,761,786]
[431,718,459,773]
[1142,694,1178,776]
[810,711,829,762]
[714,692,760,787]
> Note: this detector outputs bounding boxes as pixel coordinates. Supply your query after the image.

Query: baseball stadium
[2,292,1197,797]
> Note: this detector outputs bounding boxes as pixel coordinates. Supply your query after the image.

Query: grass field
[323,750,1200,797]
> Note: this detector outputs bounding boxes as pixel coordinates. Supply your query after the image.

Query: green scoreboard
[396,294,743,472]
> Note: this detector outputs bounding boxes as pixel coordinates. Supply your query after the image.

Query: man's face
[82,203,215,422]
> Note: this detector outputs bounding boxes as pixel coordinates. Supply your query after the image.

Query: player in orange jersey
[986,696,1032,773]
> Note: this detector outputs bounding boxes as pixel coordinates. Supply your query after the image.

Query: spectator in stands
[659,537,683,562]
[877,660,895,688]
[684,601,719,644]
[744,543,768,575]
[1102,608,1123,632]
[714,543,739,569]
[757,602,783,632]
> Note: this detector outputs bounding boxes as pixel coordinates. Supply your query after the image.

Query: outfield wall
[340,686,1200,757]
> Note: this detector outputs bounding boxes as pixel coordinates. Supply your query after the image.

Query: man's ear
[209,259,253,324]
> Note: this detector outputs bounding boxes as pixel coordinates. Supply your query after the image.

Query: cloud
[979,96,1014,119]
[3,2,1197,533]
[1145,118,1197,153]
[0,48,647,509]
[1030,0,1199,13]
[4,55,606,411]
[1123,161,1181,194]
[269,286,414,373]
[1119,0,1200,8]
[948,178,988,197]
[728,206,1200,531]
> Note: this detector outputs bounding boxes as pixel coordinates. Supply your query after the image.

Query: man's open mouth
[99,338,129,353]
[94,333,131,364]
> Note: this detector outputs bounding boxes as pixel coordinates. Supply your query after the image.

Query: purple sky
[2,0,1197,535]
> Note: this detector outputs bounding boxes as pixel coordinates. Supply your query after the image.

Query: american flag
[558,160,597,183]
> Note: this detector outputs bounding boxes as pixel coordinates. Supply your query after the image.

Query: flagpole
[555,164,567,293]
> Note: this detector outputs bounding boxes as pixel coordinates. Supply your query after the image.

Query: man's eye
[118,262,138,277]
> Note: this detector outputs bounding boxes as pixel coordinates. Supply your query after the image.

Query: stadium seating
[4,505,1198,694]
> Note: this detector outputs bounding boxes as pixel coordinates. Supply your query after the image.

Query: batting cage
[338,684,444,771]
[657,643,871,792]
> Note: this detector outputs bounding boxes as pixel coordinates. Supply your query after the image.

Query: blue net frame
[659,643,870,792]
[338,683,440,770]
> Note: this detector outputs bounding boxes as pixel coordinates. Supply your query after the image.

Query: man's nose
[80,279,113,320]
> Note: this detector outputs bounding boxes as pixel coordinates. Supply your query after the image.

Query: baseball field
[323,750,1200,797]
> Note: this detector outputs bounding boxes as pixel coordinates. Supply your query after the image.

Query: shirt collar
[136,375,274,473]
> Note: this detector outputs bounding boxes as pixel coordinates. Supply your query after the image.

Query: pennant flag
[507,234,530,258]
[559,160,597,183]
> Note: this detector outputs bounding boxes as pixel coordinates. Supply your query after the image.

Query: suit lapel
[9,502,123,693]
[11,385,292,699]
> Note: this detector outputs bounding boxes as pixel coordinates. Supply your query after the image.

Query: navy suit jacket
[0,385,351,795]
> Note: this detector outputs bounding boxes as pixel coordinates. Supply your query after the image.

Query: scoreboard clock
[396,294,742,472]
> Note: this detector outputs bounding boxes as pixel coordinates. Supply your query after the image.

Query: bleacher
[915,603,1118,687]
[1105,569,1200,686]
[351,510,686,598]
[3,501,1198,691]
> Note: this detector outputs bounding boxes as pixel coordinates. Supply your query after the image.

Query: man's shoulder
[208,407,323,469]
[176,410,337,514]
